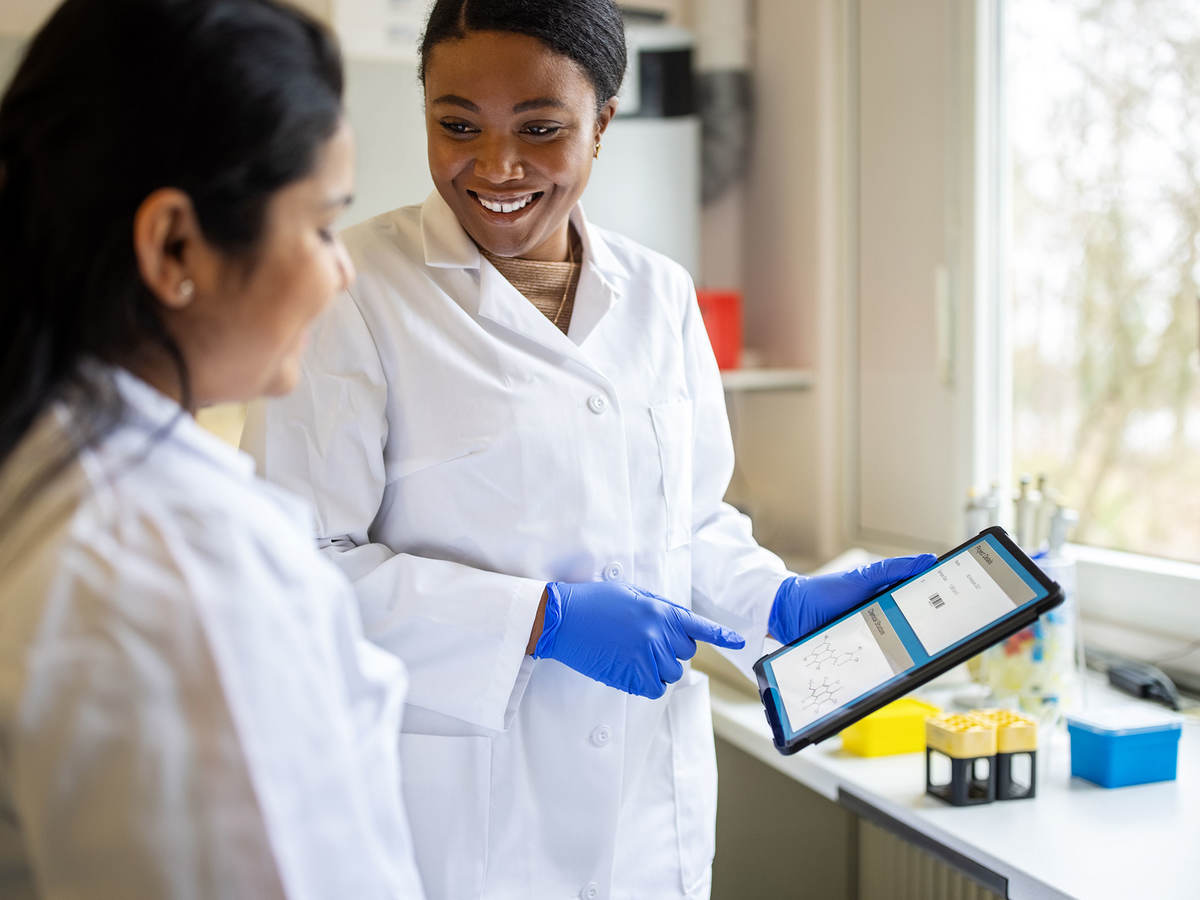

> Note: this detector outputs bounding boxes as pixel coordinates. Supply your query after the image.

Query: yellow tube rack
[926,708,1038,804]
[969,708,1038,754]
[924,713,998,759]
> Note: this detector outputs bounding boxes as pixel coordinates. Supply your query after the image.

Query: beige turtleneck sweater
[480,231,582,335]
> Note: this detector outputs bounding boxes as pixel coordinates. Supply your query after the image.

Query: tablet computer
[753,526,1063,755]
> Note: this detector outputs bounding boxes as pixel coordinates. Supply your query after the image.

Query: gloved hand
[533,581,745,699]
[769,554,937,644]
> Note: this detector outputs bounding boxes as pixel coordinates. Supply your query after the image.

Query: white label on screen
[891,550,1019,655]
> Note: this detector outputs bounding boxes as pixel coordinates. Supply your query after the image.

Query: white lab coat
[0,367,424,900]
[242,193,791,900]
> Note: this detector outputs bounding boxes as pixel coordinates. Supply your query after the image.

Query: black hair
[418,0,626,113]
[0,0,344,474]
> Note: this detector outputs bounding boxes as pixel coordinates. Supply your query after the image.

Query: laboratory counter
[708,675,1199,900]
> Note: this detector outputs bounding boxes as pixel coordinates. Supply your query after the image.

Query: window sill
[1073,543,1200,645]
[720,367,815,392]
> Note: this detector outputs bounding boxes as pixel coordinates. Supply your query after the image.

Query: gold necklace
[551,237,576,330]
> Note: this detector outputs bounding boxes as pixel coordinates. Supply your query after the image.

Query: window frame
[991,0,1200,650]
[849,0,1200,657]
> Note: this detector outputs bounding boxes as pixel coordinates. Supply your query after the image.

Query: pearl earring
[178,278,195,300]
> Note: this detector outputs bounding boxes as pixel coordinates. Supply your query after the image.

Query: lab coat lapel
[565,204,628,347]
[419,192,629,368]
[421,190,481,272]
[475,255,562,339]
[420,190,565,347]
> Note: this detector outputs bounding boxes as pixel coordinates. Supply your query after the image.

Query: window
[1007,0,1200,565]
[851,0,1199,651]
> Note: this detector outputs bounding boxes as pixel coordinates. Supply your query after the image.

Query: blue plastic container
[1066,708,1182,788]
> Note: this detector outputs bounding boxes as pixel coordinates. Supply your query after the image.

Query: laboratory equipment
[971,708,1038,800]
[1013,474,1040,548]
[1106,661,1182,710]
[982,543,1080,722]
[1047,505,1078,556]
[925,709,1038,804]
[1034,477,1056,549]
[966,474,1081,721]
[960,483,1004,539]
[839,697,941,757]
[1066,708,1182,788]
[924,713,997,806]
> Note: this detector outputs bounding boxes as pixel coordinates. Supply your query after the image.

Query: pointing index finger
[679,608,746,650]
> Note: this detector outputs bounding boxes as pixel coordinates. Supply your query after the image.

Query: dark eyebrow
[512,97,566,113]
[431,94,480,112]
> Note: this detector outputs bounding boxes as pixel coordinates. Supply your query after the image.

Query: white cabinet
[854,0,993,549]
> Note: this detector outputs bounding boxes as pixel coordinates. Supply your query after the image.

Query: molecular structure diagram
[799,676,842,713]
[801,634,862,672]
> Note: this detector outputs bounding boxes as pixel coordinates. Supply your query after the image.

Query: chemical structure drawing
[800,634,863,672]
[799,676,842,713]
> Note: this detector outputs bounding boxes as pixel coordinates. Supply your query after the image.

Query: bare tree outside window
[1009,0,1200,564]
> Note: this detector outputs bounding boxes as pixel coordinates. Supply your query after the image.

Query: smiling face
[423,30,617,261]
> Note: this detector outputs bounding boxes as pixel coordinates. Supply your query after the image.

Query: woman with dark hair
[0,1,423,896]
[245,1,931,896]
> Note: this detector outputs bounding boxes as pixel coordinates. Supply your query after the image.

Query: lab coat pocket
[667,670,718,895]
[650,399,694,550]
[399,733,492,898]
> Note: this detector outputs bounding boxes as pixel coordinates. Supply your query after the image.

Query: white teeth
[477,193,534,213]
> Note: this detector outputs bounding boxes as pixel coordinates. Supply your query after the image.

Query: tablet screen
[761,533,1053,742]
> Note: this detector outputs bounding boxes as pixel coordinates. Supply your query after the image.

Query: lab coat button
[580,882,600,900]
[586,394,607,414]
[603,562,623,581]
[590,725,611,747]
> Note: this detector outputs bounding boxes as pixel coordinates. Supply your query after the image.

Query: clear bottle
[984,550,1079,726]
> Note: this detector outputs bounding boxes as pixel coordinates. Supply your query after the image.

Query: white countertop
[709,675,1200,900]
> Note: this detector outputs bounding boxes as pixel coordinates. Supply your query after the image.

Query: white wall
[290,0,333,22]
[633,0,690,23]
[0,34,25,86]
[340,58,431,226]
[0,0,55,36]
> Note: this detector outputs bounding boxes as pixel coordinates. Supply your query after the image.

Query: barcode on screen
[928,593,945,610]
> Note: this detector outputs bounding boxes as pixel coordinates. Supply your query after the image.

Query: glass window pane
[1008,0,1200,564]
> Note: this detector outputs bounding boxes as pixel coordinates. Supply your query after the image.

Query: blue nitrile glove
[768,555,937,644]
[532,581,746,699]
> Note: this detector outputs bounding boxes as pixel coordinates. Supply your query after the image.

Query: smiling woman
[242,1,931,898]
